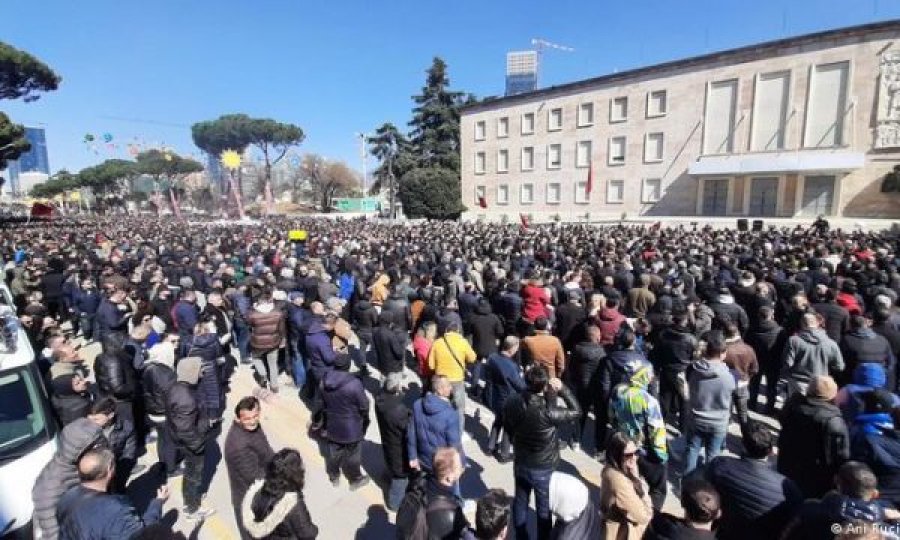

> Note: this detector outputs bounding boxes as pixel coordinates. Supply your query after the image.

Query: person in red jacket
[520,277,550,336]
[595,296,627,346]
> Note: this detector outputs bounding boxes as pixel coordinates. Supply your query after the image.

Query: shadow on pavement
[127,462,166,514]
[354,504,394,540]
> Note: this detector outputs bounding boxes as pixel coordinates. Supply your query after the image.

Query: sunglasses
[623,451,638,458]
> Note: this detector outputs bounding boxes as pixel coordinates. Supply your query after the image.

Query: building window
[647,90,667,117]
[805,61,849,148]
[610,97,628,122]
[608,136,626,165]
[549,108,563,131]
[607,179,625,203]
[497,149,509,173]
[520,183,534,204]
[497,184,509,205]
[578,103,594,127]
[644,132,664,162]
[752,71,791,151]
[475,121,486,141]
[576,140,592,168]
[546,183,561,204]
[642,178,661,203]
[521,112,535,135]
[474,185,486,205]
[475,152,486,174]
[521,147,534,171]
[575,181,589,204]
[704,78,738,154]
[497,117,509,138]
[547,144,561,169]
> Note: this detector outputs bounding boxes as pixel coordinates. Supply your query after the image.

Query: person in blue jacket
[484,336,525,462]
[73,278,102,342]
[407,374,463,482]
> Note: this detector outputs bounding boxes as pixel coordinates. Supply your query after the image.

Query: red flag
[30,202,54,219]
[478,196,487,209]
[586,162,593,195]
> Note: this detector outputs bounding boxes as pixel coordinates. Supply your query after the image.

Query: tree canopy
[30,169,78,198]
[78,159,136,195]
[398,167,464,219]
[300,154,360,211]
[0,41,61,102]
[191,114,254,156]
[366,122,413,196]
[0,112,30,169]
[246,118,304,214]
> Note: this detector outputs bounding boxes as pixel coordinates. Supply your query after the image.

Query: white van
[0,284,57,539]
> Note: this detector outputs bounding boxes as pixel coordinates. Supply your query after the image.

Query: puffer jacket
[596,307,626,345]
[783,328,845,385]
[164,361,210,454]
[841,328,894,387]
[407,393,462,473]
[850,413,900,506]
[32,418,104,540]
[382,293,412,336]
[242,480,318,539]
[606,348,653,394]
[94,333,137,403]
[185,333,224,417]
[247,308,285,354]
[836,363,900,423]
[321,369,369,444]
[466,302,504,359]
[503,385,581,470]
[569,340,607,392]
[142,360,176,417]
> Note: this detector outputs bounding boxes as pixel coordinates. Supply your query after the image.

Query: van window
[0,363,54,464]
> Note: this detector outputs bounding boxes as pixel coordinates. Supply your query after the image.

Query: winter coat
[746,319,787,374]
[686,359,735,432]
[554,302,587,351]
[596,307,627,345]
[652,326,698,374]
[407,394,462,473]
[835,363,900,422]
[783,328,844,385]
[94,333,137,403]
[610,367,669,463]
[503,385,581,470]
[606,349,653,394]
[322,369,369,444]
[224,423,275,530]
[105,414,137,464]
[375,391,411,478]
[841,328,894,386]
[173,300,199,337]
[32,418,104,540]
[483,352,526,415]
[352,300,378,339]
[56,484,162,540]
[382,293,413,335]
[165,380,210,454]
[185,333,224,416]
[521,284,550,323]
[709,298,749,335]
[73,288,101,315]
[850,414,900,506]
[777,393,849,498]
[286,304,308,347]
[812,302,850,342]
[242,480,318,540]
[373,323,406,375]
[600,466,652,540]
[48,361,92,425]
[522,332,566,379]
[96,298,129,342]
[697,456,803,540]
[626,287,656,319]
[305,319,336,380]
[247,308,285,354]
[465,303,504,359]
[142,361,176,417]
[41,270,66,301]
[569,340,607,394]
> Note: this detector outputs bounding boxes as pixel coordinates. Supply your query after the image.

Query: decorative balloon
[83,134,95,143]
[102,133,113,143]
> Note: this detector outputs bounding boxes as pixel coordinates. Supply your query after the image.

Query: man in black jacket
[224,396,274,540]
[322,354,371,490]
[553,291,586,353]
[94,333,137,426]
[424,447,471,540]
[568,325,608,456]
[87,398,137,494]
[373,311,405,388]
[142,340,178,478]
[812,286,850,342]
[374,378,411,511]
[165,356,216,521]
[652,312,697,431]
[504,365,582,540]
[466,299,504,401]
[841,315,894,388]
[746,306,787,415]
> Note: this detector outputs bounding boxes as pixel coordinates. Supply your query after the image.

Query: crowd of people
[8,215,900,539]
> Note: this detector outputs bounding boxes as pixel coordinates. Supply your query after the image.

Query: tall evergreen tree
[367,122,413,195]
[407,57,465,172]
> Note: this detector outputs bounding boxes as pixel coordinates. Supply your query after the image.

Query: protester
[427,321,477,435]
[321,353,371,490]
[407,375,463,478]
[242,449,319,539]
[520,317,566,379]
[483,336,524,463]
[225,396,275,539]
[247,292,286,392]
[548,472,602,539]
[374,378,412,511]
[600,432,653,540]
[645,478,720,540]
[474,488,511,540]
[569,324,609,456]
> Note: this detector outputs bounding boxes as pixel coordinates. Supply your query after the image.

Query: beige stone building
[460,21,900,222]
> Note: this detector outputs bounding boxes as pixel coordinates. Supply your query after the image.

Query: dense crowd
[8,215,900,539]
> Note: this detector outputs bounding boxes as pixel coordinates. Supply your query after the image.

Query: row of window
[474,90,667,140]
[474,133,664,174]
[475,178,662,206]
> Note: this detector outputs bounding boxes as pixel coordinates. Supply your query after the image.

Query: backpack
[394,476,459,540]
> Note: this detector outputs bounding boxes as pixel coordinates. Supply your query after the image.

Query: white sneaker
[462,433,472,442]
[462,499,477,514]
[183,507,216,521]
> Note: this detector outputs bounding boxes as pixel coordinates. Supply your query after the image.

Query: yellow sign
[288,229,307,241]
[220,149,241,170]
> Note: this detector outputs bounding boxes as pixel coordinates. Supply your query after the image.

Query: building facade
[2,127,50,196]
[460,21,900,221]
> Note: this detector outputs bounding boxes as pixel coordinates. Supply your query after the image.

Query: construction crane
[530,38,575,87]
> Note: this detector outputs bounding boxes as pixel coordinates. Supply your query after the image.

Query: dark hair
[234,396,260,417]
[758,305,774,321]
[704,330,726,358]
[534,317,549,331]
[525,364,550,394]
[89,397,117,416]
[850,315,868,330]
[723,320,739,339]
[741,421,774,459]
[617,326,636,349]
[680,478,720,523]
[836,461,878,499]
[475,488,511,539]
[253,449,306,521]
[606,432,645,497]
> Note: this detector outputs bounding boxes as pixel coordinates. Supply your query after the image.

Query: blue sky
[2,0,898,176]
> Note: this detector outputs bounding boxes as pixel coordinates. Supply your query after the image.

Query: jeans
[233,321,251,361]
[79,313,99,342]
[182,449,206,512]
[450,381,466,434]
[252,349,280,391]
[683,424,728,475]
[326,441,364,483]
[638,454,668,511]
[749,362,781,414]
[288,342,306,388]
[150,417,179,475]
[513,465,553,540]
[659,369,687,431]
[733,383,750,426]
[470,358,486,400]
[487,414,511,458]
[386,476,408,511]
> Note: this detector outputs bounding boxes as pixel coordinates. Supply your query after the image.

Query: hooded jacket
[305,319,336,380]
[610,367,668,463]
[653,325,698,373]
[94,333,137,403]
[142,342,177,417]
[841,328,894,386]
[406,393,461,473]
[835,363,900,422]
[783,328,844,385]
[465,302,504,359]
[746,319,787,372]
[596,307,626,345]
[32,418,104,540]
[242,480,318,540]
[850,413,900,505]
[686,359,736,431]
[164,357,210,453]
[321,369,369,444]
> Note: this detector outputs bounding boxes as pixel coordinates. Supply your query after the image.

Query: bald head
[78,447,115,483]
[431,375,452,397]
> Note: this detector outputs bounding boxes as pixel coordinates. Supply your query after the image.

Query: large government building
[460,21,900,221]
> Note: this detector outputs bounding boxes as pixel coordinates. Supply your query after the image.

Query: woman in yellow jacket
[369,274,390,307]
[600,432,654,540]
